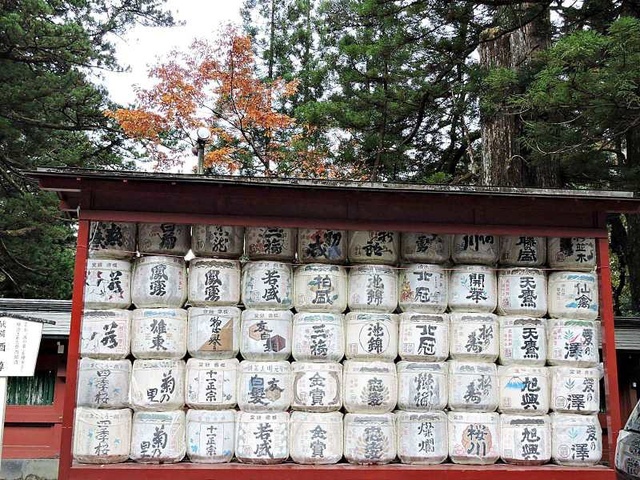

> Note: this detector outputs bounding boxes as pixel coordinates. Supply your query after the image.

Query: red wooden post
[597,236,622,466]
[58,219,90,480]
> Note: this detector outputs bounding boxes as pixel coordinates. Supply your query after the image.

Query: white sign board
[0,316,43,377]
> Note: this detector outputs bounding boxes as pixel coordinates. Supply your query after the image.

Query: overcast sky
[103,0,243,105]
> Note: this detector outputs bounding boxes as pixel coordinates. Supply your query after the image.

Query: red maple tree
[107,26,335,177]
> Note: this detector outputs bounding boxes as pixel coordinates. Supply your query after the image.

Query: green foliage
[0,0,173,298]
[0,193,75,299]
[479,67,519,117]
[511,16,640,187]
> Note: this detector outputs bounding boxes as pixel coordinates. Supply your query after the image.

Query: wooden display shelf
[69,462,618,480]
[30,168,640,480]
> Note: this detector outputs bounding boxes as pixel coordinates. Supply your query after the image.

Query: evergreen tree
[0,0,173,298]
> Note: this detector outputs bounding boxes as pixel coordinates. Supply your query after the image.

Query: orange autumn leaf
[106,25,348,177]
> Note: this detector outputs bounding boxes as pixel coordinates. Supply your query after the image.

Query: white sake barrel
[398,264,448,313]
[342,360,397,413]
[448,361,498,412]
[498,365,550,415]
[345,312,398,361]
[452,234,499,265]
[548,271,599,320]
[80,310,131,359]
[76,358,131,409]
[291,362,342,412]
[499,236,547,267]
[547,319,599,367]
[88,221,136,259]
[449,313,499,362]
[449,265,497,313]
[497,268,547,317]
[548,237,597,271]
[289,411,343,464]
[130,410,186,463]
[186,409,235,463]
[551,412,602,465]
[188,259,241,306]
[499,316,547,366]
[448,411,500,464]
[500,414,551,465]
[396,410,448,464]
[625,399,640,433]
[185,358,238,409]
[131,256,187,308]
[84,259,132,309]
[293,264,348,313]
[191,224,244,258]
[246,226,296,261]
[398,312,449,362]
[616,430,640,478]
[241,261,293,310]
[297,228,348,264]
[237,361,292,412]
[348,230,399,265]
[235,411,289,464]
[187,306,241,359]
[240,309,292,361]
[73,407,131,464]
[137,223,191,256]
[131,308,187,359]
[347,264,398,313]
[292,312,344,362]
[344,413,396,464]
[130,359,185,411]
[400,233,451,264]
[550,366,600,414]
[397,361,447,411]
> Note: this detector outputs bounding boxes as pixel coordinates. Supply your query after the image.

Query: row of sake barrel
[89,222,597,271]
[73,407,602,466]
[81,309,600,368]
[84,256,600,319]
[76,358,601,416]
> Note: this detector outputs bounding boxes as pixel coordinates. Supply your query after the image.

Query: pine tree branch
[0,237,46,275]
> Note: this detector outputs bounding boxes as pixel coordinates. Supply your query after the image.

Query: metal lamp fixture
[193,127,211,174]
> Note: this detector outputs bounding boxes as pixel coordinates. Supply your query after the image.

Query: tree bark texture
[480,3,559,187]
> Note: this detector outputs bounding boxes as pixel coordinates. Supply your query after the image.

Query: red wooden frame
[66,463,617,480]
[3,349,66,459]
[59,219,89,480]
[33,169,636,480]
[597,235,622,457]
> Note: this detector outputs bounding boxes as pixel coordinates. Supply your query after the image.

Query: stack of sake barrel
[73,222,605,468]
[126,223,192,464]
[184,224,244,463]
[233,227,296,464]
[287,229,349,464]
[73,221,137,464]
[446,235,602,466]
[340,231,399,464]
[394,233,451,464]
[79,222,195,464]
[448,234,602,466]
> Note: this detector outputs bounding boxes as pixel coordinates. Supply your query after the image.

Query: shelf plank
[70,463,617,480]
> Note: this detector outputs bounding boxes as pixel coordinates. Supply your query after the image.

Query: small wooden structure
[0,299,69,460]
[32,167,640,480]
